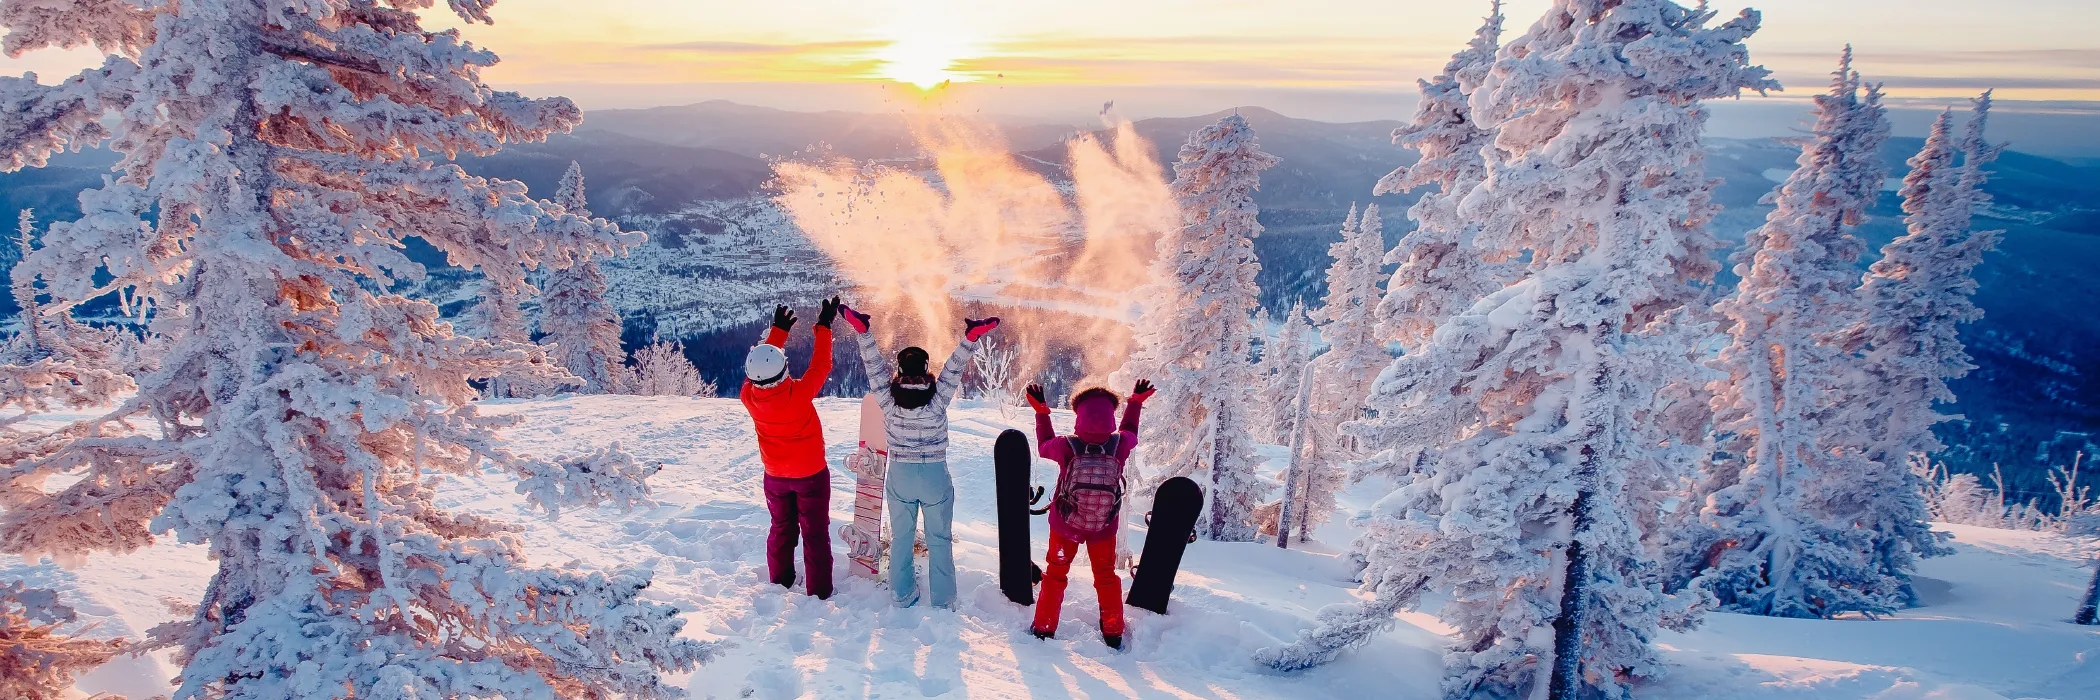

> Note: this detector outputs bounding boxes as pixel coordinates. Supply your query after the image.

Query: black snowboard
[1127,476,1204,615]
[994,429,1039,606]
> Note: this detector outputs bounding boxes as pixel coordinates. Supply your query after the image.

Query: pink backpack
[1052,434,1125,542]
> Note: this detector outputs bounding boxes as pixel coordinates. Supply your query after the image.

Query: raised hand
[772,304,797,332]
[1026,383,1049,414]
[839,303,871,333]
[964,317,1001,342]
[1130,379,1156,403]
[816,295,841,328]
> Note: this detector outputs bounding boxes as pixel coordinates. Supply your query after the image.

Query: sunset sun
[872,18,981,89]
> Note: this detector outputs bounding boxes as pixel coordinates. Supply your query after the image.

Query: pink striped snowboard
[840,393,889,580]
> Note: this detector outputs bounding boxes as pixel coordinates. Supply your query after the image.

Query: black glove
[1131,379,1155,403]
[772,304,797,332]
[1026,384,1049,413]
[816,296,840,328]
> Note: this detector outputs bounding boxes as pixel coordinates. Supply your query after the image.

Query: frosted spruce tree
[5,210,47,361]
[0,1,713,697]
[1835,94,2001,598]
[540,161,630,394]
[629,339,716,397]
[1255,300,1312,444]
[1375,3,1519,351]
[1675,51,1900,618]
[467,275,546,398]
[1123,113,1278,542]
[1258,4,1774,697]
[1294,204,1387,541]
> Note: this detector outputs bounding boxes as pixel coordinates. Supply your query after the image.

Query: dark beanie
[898,347,930,377]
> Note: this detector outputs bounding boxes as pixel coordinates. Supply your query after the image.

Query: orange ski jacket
[740,325,834,478]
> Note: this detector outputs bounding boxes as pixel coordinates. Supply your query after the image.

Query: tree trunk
[1547,487,1594,700]
[2076,557,2100,625]
[1276,362,1316,549]
[1208,394,1232,540]
[1296,453,1315,545]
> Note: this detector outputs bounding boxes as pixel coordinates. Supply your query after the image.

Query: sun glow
[872,16,981,89]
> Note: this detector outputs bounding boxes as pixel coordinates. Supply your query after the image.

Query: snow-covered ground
[13,396,2100,699]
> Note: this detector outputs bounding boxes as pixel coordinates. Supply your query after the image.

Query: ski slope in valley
[13,395,2100,699]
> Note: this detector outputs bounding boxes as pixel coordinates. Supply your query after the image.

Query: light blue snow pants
[886,460,955,608]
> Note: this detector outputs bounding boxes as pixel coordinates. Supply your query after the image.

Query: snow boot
[1031,628,1054,641]
[1102,632,1122,650]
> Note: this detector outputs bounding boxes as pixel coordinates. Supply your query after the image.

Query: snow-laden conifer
[1677,50,1900,618]
[1122,113,1277,542]
[1293,204,1387,540]
[541,161,630,394]
[468,276,549,398]
[628,339,717,397]
[0,2,713,696]
[1376,4,1519,351]
[1259,4,1773,696]
[1255,301,1312,444]
[1834,93,2002,598]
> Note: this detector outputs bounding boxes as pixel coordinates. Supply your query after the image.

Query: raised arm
[842,302,889,379]
[762,303,795,348]
[855,331,890,386]
[795,297,839,399]
[932,336,976,408]
[1027,384,1070,462]
[798,325,834,399]
[1117,379,1154,460]
[936,316,1000,408]
[1121,379,1153,434]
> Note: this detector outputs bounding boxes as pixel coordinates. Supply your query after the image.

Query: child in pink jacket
[1026,379,1153,649]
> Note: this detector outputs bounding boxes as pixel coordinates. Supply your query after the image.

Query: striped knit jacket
[855,333,978,464]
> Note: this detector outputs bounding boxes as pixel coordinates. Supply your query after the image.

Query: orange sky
[1,0,2093,112]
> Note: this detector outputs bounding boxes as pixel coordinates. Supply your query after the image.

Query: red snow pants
[1031,531,1124,636]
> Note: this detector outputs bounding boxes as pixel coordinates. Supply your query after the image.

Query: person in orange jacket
[741,296,839,599]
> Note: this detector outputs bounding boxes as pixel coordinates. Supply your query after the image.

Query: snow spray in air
[772,114,1177,389]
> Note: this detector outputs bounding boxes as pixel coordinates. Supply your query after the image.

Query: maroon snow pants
[763,469,834,599]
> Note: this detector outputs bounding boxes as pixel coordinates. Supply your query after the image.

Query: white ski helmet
[745,343,788,386]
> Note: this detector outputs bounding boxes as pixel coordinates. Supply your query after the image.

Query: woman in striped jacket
[839,304,999,609]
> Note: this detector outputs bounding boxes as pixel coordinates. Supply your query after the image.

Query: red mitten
[964,317,1001,342]
[840,304,871,333]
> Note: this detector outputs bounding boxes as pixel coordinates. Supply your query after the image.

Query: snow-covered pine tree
[540,161,630,394]
[468,275,548,398]
[1249,304,1275,436]
[628,339,716,397]
[1254,300,1312,444]
[1675,50,1900,618]
[5,209,48,361]
[1834,93,2002,599]
[1122,113,1277,542]
[1295,204,1388,541]
[1258,3,1774,696]
[0,2,713,697]
[1375,3,1519,351]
